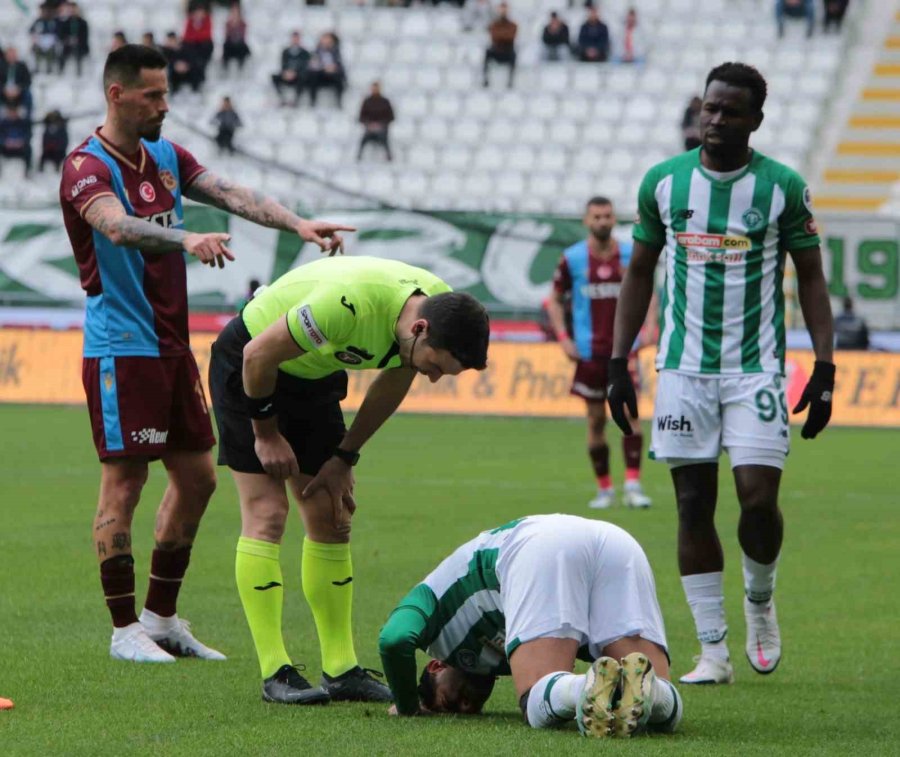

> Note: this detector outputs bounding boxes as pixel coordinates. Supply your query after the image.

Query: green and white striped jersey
[633,148,820,375]
[385,517,531,677]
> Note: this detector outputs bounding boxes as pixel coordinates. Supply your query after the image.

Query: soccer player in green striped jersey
[608,63,835,685]
[379,514,683,738]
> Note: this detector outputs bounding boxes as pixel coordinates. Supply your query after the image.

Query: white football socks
[682,571,730,660]
[742,553,778,604]
[525,671,586,728]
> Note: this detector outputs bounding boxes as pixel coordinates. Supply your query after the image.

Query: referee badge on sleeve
[296,304,328,348]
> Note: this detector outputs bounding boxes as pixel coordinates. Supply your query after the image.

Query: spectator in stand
[835,296,869,350]
[357,81,394,162]
[222,3,251,72]
[110,31,128,52]
[212,96,242,155]
[483,2,517,89]
[236,278,262,311]
[30,2,60,74]
[462,0,492,33]
[57,2,90,76]
[39,109,68,172]
[0,48,34,119]
[163,32,203,94]
[617,7,644,64]
[776,0,815,38]
[182,4,214,75]
[271,31,310,108]
[823,0,849,32]
[577,6,610,63]
[0,106,33,177]
[308,32,346,108]
[541,11,570,62]
[681,95,702,151]
[142,32,158,50]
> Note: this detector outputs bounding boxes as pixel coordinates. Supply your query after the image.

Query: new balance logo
[254,581,282,591]
[675,208,694,220]
[332,577,353,586]
[656,415,693,432]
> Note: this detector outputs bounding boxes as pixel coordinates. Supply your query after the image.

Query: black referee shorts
[208,316,348,476]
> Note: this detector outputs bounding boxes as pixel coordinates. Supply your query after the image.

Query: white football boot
[588,488,616,510]
[576,657,620,738]
[139,609,227,660]
[623,481,652,509]
[744,597,781,674]
[679,654,734,685]
[110,622,176,663]
[614,652,655,737]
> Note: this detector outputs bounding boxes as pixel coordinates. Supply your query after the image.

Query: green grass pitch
[0,404,897,755]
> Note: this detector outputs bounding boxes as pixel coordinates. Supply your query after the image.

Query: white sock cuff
[681,571,724,599]
[525,672,575,729]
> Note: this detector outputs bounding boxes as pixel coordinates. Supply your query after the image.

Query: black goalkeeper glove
[792,360,835,439]
[607,357,637,436]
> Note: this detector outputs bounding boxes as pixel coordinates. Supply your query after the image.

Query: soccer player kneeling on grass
[378,514,682,737]
[209,254,490,704]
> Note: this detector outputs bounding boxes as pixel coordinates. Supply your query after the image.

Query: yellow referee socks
[235,537,291,679]
[301,537,358,677]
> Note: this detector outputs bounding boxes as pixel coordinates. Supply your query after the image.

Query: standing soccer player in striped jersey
[608,63,835,685]
[547,197,653,510]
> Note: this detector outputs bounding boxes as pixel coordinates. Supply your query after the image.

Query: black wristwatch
[332,447,360,467]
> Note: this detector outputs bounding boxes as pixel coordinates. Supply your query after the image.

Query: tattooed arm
[83,194,234,265]
[184,170,356,253]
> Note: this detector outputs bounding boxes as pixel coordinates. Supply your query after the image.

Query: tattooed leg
[95,459,148,561]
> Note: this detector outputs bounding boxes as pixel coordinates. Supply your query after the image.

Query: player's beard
[140,121,164,142]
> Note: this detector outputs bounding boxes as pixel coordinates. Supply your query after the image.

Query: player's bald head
[103,44,168,93]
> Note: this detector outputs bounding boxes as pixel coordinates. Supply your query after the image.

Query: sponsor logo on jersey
[70,155,86,172]
[297,305,327,348]
[675,232,751,250]
[742,207,765,230]
[130,427,169,445]
[456,649,479,671]
[335,351,363,365]
[340,295,356,316]
[656,414,693,435]
[803,186,814,212]
[139,181,156,203]
[70,174,97,198]
[159,169,177,193]
[804,217,818,234]
[140,209,181,229]
[581,282,622,299]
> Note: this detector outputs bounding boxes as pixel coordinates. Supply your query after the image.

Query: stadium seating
[0,0,849,214]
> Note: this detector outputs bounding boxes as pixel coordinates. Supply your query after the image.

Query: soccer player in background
[379,514,683,738]
[59,44,351,663]
[208,255,490,704]
[608,63,834,684]
[546,197,653,510]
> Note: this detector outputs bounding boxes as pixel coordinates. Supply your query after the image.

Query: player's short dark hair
[417,666,496,713]
[103,44,168,90]
[421,292,490,370]
[586,195,613,209]
[705,62,768,112]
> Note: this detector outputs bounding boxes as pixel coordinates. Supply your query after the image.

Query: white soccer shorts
[497,514,668,660]
[649,370,790,469]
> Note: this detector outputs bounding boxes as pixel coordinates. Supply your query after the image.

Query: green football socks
[301,537,358,677]
[235,536,291,679]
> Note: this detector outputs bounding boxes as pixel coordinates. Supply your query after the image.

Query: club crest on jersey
[139,181,156,203]
[159,170,177,193]
[456,649,479,671]
[742,207,765,231]
[803,186,814,212]
[597,263,614,278]
[335,351,363,365]
[70,155,86,171]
